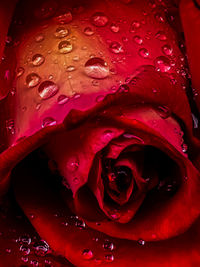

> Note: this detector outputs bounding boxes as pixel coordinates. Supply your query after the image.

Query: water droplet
[54,11,72,24]
[67,157,79,172]
[105,254,114,262]
[75,218,86,229]
[84,57,109,79]
[133,35,143,45]
[57,94,69,104]
[16,67,24,77]
[32,54,45,66]
[35,0,57,19]
[33,240,49,256]
[96,95,105,102]
[82,249,93,260]
[6,248,11,253]
[84,27,94,36]
[130,21,141,33]
[118,84,129,93]
[138,48,149,58]
[26,73,41,88]
[17,235,31,245]
[157,106,171,119]
[6,119,15,135]
[181,143,188,153]
[110,23,120,33]
[21,257,29,263]
[109,41,124,54]
[38,80,59,99]
[73,55,80,61]
[58,40,73,53]
[155,31,167,41]
[138,239,146,246]
[42,117,57,128]
[35,34,45,42]
[30,259,39,266]
[91,12,108,27]
[103,241,115,251]
[154,56,171,72]
[154,13,165,23]
[162,44,173,56]
[66,65,75,72]
[54,26,69,38]
[19,245,30,256]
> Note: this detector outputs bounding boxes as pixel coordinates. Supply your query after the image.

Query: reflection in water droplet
[38,81,59,99]
[162,44,173,56]
[110,23,120,33]
[155,31,167,41]
[105,254,114,262]
[84,27,94,36]
[154,56,171,72]
[42,117,57,128]
[82,249,93,260]
[57,94,69,104]
[109,41,124,54]
[54,11,72,24]
[85,57,109,79]
[91,12,108,27]
[138,48,149,58]
[133,35,143,45]
[58,40,73,53]
[54,26,69,38]
[32,54,45,66]
[26,73,41,88]
[16,67,24,78]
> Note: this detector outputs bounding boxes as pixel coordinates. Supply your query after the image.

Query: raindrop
[91,12,108,27]
[38,80,59,99]
[84,27,94,36]
[155,31,167,41]
[82,249,93,260]
[32,54,45,66]
[57,94,69,104]
[54,26,69,38]
[138,48,149,58]
[109,41,124,54]
[154,13,165,23]
[105,254,114,262]
[58,40,73,53]
[35,34,44,42]
[138,239,146,246]
[157,106,171,119]
[84,57,109,79]
[33,240,49,256]
[26,73,41,88]
[133,35,143,45]
[162,44,173,56]
[16,67,24,78]
[154,56,171,72]
[103,240,115,251]
[42,117,57,128]
[110,23,120,33]
[54,11,72,24]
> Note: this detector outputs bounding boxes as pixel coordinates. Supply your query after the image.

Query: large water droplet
[162,44,173,56]
[57,94,69,104]
[26,73,41,88]
[66,65,76,72]
[33,240,49,256]
[75,218,86,229]
[32,54,45,66]
[42,117,57,128]
[82,249,93,260]
[154,56,171,72]
[84,57,109,79]
[54,27,69,38]
[58,40,73,53]
[38,80,59,99]
[54,11,72,24]
[30,259,39,266]
[34,0,57,19]
[67,156,79,172]
[138,48,149,58]
[133,35,143,45]
[109,41,124,54]
[83,27,94,36]
[91,12,108,27]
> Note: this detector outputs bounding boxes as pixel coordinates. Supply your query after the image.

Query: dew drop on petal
[162,44,173,56]
[19,245,30,256]
[42,117,57,128]
[66,65,76,72]
[133,35,143,45]
[155,31,167,41]
[110,23,120,33]
[105,254,114,262]
[58,40,73,53]
[91,12,108,27]
[26,73,41,88]
[84,57,109,79]
[54,26,69,38]
[103,241,115,251]
[30,259,39,266]
[138,239,146,246]
[181,143,188,153]
[16,67,24,78]
[35,34,45,42]
[109,41,124,54]
[57,94,69,104]
[82,249,93,260]
[157,106,171,119]
[54,11,72,24]
[32,54,45,66]
[138,48,149,58]
[154,56,171,72]
[83,27,94,36]
[33,240,49,256]
[38,81,59,99]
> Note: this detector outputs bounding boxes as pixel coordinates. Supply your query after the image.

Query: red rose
[0,0,200,266]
